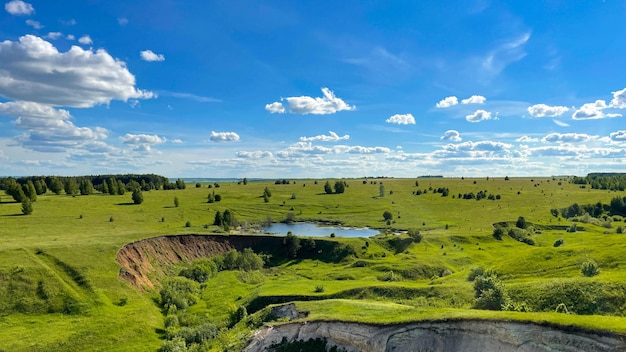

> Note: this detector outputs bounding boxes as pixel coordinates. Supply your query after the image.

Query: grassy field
[1,176,625,351]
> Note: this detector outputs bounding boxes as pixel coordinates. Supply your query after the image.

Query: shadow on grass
[116,202,136,206]
[0,213,25,217]
[163,205,176,209]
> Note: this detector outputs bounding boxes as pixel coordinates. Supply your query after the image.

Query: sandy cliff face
[244,320,626,352]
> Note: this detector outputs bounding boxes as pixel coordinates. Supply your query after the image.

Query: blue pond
[263,222,380,238]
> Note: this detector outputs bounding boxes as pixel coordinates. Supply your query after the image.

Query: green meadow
[1,176,626,351]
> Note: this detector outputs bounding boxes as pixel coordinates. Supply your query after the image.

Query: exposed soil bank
[116,234,286,289]
[245,320,626,352]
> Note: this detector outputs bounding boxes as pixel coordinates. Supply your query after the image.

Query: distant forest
[0,174,187,199]
[570,173,626,191]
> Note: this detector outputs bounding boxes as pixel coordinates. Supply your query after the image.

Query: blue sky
[1,0,625,178]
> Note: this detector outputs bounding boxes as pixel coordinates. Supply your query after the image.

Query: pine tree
[131,189,143,204]
[21,198,33,215]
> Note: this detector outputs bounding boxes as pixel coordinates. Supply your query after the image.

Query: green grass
[1,177,626,350]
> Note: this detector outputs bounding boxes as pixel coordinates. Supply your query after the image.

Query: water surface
[263,222,380,238]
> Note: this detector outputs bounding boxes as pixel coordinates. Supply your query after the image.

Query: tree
[334,180,345,194]
[175,178,186,189]
[34,179,45,195]
[132,189,144,204]
[64,178,79,196]
[102,180,109,194]
[213,211,223,226]
[5,179,27,202]
[383,210,393,221]
[174,197,180,208]
[21,198,33,215]
[516,216,527,229]
[379,184,385,197]
[243,177,248,185]
[408,228,423,243]
[79,179,94,195]
[26,180,37,202]
[263,187,272,198]
[492,227,504,240]
[116,180,126,195]
[324,181,333,194]
[49,177,64,195]
[283,232,301,259]
[107,177,118,195]
[207,193,215,203]
[473,271,509,310]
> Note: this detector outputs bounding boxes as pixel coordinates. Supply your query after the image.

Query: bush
[492,227,504,240]
[467,267,485,281]
[131,189,143,204]
[214,194,222,202]
[314,285,325,293]
[160,277,200,310]
[407,228,423,243]
[553,239,564,247]
[21,199,33,215]
[581,260,599,277]
[179,259,217,283]
[473,272,509,310]
[383,211,393,221]
[185,221,191,227]
[617,226,624,234]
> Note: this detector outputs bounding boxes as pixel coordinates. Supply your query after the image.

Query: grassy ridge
[1,176,626,350]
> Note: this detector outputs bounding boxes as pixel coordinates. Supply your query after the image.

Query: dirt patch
[116,234,285,290]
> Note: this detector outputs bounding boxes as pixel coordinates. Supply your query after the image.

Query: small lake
[263,222,380,238]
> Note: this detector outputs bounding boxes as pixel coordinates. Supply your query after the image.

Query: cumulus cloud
[443,140,512,152]
[527,104,569,118]
[45,32,63,40]
[386,113,415,125]
[119,133,166,152]
[461,95,486,104]
[265,101,285,113]
[120,133,166,145]
[78,35,92,45]
[610,88,626,108]
[440,130,462,142]
[66,34,75,40]
[5,0,33,15]
[344,146,390,154]
[209,131,240,142]
[542,132,594,143]
[609,130,626,142]
[436,96,458,108]
[25,19,42,29]
[299,131,349,142]
[572,100,622,120]
[140,49,165,62]
[516,135,539,143]
[266,88,355,115]
[0,101,104,153]
[0,35,153,107]
[466,109,493,123]
[236,151,273,159]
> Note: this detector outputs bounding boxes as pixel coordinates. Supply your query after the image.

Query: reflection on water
[263,222,380,238]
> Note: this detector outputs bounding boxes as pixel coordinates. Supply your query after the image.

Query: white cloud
[610,88,626,108]
[268,87,355,115]
[120,133,166,145]
[553,120,570,127]
[140,50,165,62]
[541,132,594,143]
[4,0,33,15]
[25,19,42,29]
[60,18,76,26]
[236,151,273,159]
[527,103,569,118]
[265,101,285,113]
[436,96,458,108]
[209,131,240,142]
[45,32,63,40]
[78,35,92,45]
[0,35,153,107]
[3,103,110,153]
[157,91,220,102]
[299,131,349,142]
[461,95,486,105]
[66,34,75,40]
[119,133,166,152]
[443,140,512,152]
[171,139,183,144]
[572,100,622,120]
[482,32,531,75]
[386,113,415,125]
[609,130,626,142]
[516,135,539,143]
[118,17,128,26]
[465,109,492,123]
[344,146,390,154]
[440,130,462,142]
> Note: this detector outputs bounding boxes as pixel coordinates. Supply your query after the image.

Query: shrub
[617,226,624,234]
[131,189,143,204]
[581,260,599,277]
[109,216,114,222]
[314,285,325,293]
[179,259,217,283]
[383,211,393,221]
[553,239,564,247]
[159,277,200,310]
[21,199,33,215]
[516,216,527,229]
[467,267,485,281]
[407,228,423,243]
[185,221,191,227]
[214,194,222,202]
[492,227,504,240]
[174,197,179,208]
[473,272,509,310]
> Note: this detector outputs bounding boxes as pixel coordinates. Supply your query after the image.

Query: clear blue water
[263,222,380,238]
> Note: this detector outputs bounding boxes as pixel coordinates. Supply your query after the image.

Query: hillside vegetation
[1,176,626,351]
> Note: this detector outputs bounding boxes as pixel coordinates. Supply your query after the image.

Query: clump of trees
[323,180,347,194]
[469,269,510,311]
[213,209,237,231]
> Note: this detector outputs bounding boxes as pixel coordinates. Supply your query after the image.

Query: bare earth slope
[245,320,626,352]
